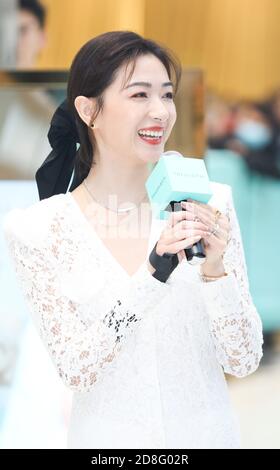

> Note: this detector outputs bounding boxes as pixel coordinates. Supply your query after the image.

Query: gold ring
[214,209,222,224]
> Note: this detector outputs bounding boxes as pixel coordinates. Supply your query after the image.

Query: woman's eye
[131,92,174,99]
[132,92,147,98]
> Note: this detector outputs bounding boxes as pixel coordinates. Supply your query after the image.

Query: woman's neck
[85,161,151,207]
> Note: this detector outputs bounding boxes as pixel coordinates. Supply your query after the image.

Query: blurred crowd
[206,91,280,365]
[205,90,280,180]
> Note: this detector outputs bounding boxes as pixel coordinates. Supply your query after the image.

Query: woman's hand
[181,200,230,273]
[155,205,211,262]
[147,200,230,277]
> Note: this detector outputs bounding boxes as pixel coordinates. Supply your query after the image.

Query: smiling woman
[73,54,177,170]
[3,31,263,449]
[66,32,180,192]
[35,32,182,273]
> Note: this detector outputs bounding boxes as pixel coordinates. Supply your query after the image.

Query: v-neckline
[66,191,155,280]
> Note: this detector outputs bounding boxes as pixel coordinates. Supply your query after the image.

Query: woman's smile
[137,126,165,146]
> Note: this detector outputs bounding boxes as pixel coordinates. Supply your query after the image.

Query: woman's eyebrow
[123,81,173,89]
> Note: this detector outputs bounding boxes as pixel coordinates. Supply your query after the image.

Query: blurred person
[3,31,263,449]
[205,92,235,149]
[211,100,280,180]
[16,0,47,69]
[262,90,280,177]
[231,102,272,151]
[228,102,277,176]
[0,0,52,179]
[206,100,280,363]
[266,89,280,127]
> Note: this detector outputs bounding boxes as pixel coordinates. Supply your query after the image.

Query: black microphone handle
[167,200,206,265]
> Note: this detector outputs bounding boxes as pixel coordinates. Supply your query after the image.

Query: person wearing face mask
[229,103,280,179]
[2,31,263,449]
[205,94,236,150]
[234,117,272,151]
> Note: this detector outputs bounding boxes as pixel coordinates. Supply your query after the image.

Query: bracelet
[200,272,228,283]
[149,241,179,283]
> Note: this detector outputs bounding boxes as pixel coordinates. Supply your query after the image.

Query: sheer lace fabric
[3,182,263,448]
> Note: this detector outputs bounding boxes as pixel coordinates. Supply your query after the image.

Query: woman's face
[93,54,177,164]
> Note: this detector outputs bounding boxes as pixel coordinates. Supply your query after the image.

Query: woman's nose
[149,98,169,122]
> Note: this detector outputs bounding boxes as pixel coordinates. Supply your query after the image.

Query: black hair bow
[35,99,81,200]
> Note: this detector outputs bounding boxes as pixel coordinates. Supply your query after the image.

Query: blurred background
[0,0,279,449]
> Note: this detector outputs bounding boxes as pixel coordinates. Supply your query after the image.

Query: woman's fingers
[166,207,203,227]
[167,203,222,229]
[181,201,230,233]
[168,221,210,242]
[177,249,186,262]
[157,229,205,255]
[182,202,215,226]
[172,235,203,253]
[158,201,230,257]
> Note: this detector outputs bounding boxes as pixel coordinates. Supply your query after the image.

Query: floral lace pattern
[196,186,263,378]
[3,196,170,392]
[2,182,263,448]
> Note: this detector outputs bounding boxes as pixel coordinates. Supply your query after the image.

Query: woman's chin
[137,147,164,163]
[137,153,162,164]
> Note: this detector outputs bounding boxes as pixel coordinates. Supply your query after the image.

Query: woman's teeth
[138,130,164,138]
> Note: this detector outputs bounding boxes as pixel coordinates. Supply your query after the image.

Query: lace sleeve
[199,188,263,378]
[3,209,170,393]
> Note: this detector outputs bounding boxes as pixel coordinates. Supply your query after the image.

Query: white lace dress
[2,181,263,449]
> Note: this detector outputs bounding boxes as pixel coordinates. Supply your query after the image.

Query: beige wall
[145,0,280,101]
[37,0,145,69]
[36,0,280,100]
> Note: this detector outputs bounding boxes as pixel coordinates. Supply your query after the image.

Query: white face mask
[234,120,272,150]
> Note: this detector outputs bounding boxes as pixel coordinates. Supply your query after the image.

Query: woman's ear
[74,96,96,127]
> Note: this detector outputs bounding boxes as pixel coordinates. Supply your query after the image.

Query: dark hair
[67,31,182,182]
[19,0,46,28]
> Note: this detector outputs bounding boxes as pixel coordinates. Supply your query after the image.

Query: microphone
[145,151,213,265]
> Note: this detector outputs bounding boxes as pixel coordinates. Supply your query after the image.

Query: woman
[3,31,263,449]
